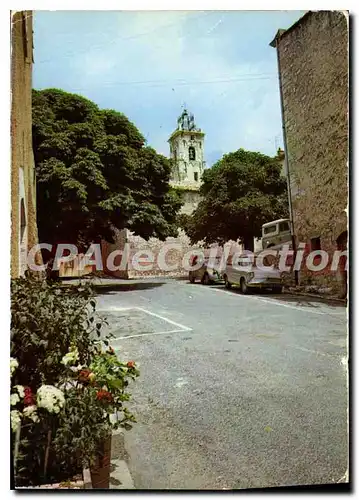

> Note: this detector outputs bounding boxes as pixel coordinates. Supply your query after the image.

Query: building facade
[169,109,205,186]
[271,11,348,296]
[169,109,205,215]
[11,11,40,278]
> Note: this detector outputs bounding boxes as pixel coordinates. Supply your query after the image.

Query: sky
[33,10,305,167]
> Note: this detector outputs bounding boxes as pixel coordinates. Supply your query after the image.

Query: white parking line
[98,306,192,340]
[206,287,346,316]
[134,307,192,331]
[96,306,134,312]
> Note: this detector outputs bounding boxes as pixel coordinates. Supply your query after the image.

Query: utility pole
[271,32,299,285]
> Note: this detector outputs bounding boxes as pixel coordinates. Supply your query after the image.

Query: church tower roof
[168,108,204,143]
[177,108,201,132]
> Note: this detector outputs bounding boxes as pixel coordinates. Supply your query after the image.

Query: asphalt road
[95,279,348,490]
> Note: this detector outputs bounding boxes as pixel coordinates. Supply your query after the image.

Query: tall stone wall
[11,11,41,277]
[276,11,348,293]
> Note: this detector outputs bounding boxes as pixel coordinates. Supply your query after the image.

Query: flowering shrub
[11,276,140,486]
[53,346,139,467]
[10,361,40,434]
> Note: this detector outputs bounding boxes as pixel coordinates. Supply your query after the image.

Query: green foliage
[32,88,182,251]
[185,148,289,249]
[11,277,101,390]
[11,277,139,486]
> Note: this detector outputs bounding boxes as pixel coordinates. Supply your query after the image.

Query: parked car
[223,254,283,294]
[261,218,291,249]
[189,253,223,285]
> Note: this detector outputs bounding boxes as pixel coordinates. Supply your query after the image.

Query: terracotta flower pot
[89,435,112,489]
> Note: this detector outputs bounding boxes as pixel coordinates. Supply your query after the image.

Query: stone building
[11,11,40,277]
[270,11,348,296]
[169,109,204,215]
[169,108,205,186]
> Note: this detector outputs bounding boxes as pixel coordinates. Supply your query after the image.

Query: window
[194,172,198,182]
[279,221,290,232]
[22,13,28,60]
[191,135,195,140]
[20,198,26,242]
[263,225,277,235]
[310,237,321,251]
[183,140,186,146]
[238,257,252,268]
[189,146,196,160]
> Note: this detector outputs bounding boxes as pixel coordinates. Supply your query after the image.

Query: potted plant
[53,345,139,489]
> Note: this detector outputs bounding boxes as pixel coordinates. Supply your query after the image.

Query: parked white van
[261,218,291,250]
[223,254,283,294]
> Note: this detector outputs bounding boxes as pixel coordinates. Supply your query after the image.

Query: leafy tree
[32,89,182,254]
[185,149,288,250]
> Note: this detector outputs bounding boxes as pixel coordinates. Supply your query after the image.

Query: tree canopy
[183,149,289,250]
[32,88,182,252]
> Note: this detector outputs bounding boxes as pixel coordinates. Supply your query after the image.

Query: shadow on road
[94,282,166,295]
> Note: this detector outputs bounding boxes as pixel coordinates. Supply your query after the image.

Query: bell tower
[168,108,205,187]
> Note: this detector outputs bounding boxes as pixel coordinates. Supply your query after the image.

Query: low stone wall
[101,229,244,280]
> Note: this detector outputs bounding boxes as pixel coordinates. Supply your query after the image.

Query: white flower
[10,393,20,407]
[14,385,25,398]
[23,405,39,423]
[10,358,18,377]
[11,410,21,432]
[61,347,79,367]
[70,364,83,373]
[37,385,65,414]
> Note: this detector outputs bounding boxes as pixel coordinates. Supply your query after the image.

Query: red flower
[127,361,135,369]
[78,369,91,384]
[96,390,113,402]
[24,387,35,407]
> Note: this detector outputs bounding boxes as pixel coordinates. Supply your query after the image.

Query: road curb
[110,430,135,489]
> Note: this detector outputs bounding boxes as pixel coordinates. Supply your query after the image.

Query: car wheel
[274,286,283,294]
[224,275,232,289]
[189,274,195,284]
[240,278,249,294]
[201,272,211,285]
